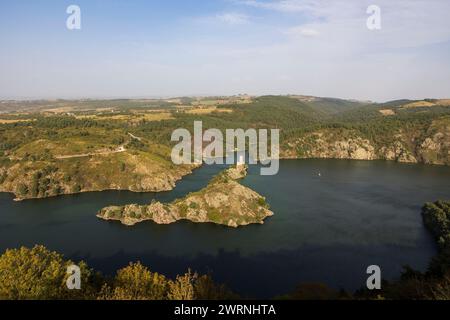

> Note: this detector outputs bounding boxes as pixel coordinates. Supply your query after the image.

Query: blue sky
[1,0,449,101]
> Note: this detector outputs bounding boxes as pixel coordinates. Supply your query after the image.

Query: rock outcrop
[282,123,449,165]
[284,132,377,161]
[97,165,274,228]
[0,151,197,201]
[417,120,450,165]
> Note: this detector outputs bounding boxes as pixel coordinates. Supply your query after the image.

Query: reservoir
[1,159,449,298]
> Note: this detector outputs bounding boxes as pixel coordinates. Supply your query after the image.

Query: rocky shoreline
[97,165,274,228]
[281,125,450,165]
[0,155,198,201]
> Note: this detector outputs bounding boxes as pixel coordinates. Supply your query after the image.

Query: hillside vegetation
[0,245,236,300]
[0,95,449,199]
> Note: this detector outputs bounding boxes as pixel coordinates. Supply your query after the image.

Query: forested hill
[0,95,449,200]
[218,95,449,165]
[197,95,449,165]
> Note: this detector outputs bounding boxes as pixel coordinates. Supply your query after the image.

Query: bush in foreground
[0,245,236,300]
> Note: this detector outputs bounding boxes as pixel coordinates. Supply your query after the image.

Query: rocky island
[97,165,274,228]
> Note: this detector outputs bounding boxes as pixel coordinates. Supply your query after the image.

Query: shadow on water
[1,159,450,298]
[71,240,434,299]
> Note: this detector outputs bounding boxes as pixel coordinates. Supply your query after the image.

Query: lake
[1,159,449,298]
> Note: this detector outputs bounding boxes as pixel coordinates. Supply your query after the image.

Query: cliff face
[97,166,274,228]
[417,119,450,165]
[285,133,377,161]
[282,119,450,165]
[0,152,196,201]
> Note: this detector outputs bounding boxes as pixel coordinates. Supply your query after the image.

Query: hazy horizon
[1,93,447,105]
[1,0,450,102]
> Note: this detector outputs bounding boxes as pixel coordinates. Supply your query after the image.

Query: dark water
[1,159,449,298]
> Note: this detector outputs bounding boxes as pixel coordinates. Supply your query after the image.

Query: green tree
[0,171,7,184]
[98,262,168,300]
[72,184,82,193]
[30,172,40,197]
[168,269,196,300]
[16,183,28,197]
[194,274,238,300]
[0,245,98,300]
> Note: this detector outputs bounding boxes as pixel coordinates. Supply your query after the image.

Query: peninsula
[97,165,273,228]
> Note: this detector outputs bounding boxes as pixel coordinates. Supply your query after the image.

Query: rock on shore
[97,165,274,228]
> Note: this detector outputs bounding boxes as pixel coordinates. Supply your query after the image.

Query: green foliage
[177,203,189,217]
[0,245,238,300]
[427,273,450,300]
[16,183,28,196]
[206,208,222,222]
[72,184,82,193]
[112,136,125,145]
[194,274,238,300]
[189,201,199,209]
[128,139,147,151]
[168,269,196,300]
[34,116,100,130]
[422,200,450,250]
[98,262,168,300]
[257,197,267,208]
[108,208,123,219]
[0,171,6,184]
[0,245,98,300]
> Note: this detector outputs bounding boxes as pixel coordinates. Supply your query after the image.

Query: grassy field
[185,107,233,115]
[76,112,174,123]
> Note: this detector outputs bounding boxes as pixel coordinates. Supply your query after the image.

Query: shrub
[0,245,98,300]
[98,262,168,300]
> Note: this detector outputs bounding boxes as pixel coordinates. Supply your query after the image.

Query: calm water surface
[1,159,449,298]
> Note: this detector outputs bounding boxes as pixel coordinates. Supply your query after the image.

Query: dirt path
[128,132,142,141]
[14,134,143,161]
[55,145,127,160]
